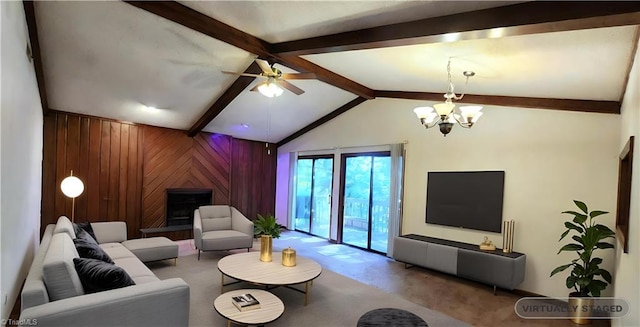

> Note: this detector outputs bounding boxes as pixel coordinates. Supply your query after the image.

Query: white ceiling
[32,1,639,143]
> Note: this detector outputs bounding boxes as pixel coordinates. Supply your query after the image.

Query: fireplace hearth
[166,188,213,227]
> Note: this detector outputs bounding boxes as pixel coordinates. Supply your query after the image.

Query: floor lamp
[60,170,84,223]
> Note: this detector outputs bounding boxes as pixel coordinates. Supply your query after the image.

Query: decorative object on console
[550,200,615,324]
[502,220,515,253]
[60,170,84,222]
[282,247,297,267]
[254,214,284,262]
[413,57,483,136]
[479,236,496,251]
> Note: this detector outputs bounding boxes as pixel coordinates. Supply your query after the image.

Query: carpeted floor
[148,244,468,327]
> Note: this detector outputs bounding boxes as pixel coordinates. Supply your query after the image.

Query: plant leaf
[559,229,571,241]
[595,224,615,234]
[574,200,588,214]
[599,269,613,284]
[558,243,583,254]
[551,263,573,277]
[595,242,614,250]
[565,222,584,233]
[590,210,608,219]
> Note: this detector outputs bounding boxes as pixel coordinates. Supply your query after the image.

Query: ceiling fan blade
[279,80,305,95]
[249,84,261,92]
[281,72,317,80]
[222,71,264,78]
[255,59,273,75]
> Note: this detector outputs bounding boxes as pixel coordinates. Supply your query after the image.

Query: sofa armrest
[230,207,254,237]
[20,278,190,327]
[193,210,203,250]
[92,222,127,243]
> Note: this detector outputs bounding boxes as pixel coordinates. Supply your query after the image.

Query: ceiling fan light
[257,80,283,98]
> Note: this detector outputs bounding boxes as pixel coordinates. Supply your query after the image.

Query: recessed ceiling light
[142,105,158,112]
[241,123,250,128]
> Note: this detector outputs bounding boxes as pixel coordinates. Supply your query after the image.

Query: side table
[213,289,284,327]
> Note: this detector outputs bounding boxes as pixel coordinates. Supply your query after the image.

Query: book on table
[231,293,261,311]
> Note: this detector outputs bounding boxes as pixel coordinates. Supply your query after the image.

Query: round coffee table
[214,289,284,327]
[218,252,322,305]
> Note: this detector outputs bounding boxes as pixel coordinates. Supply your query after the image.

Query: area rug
[148,250,468,327]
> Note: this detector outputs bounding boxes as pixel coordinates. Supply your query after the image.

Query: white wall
[612,35,640,327]
[278,95,621,297]
[1,2,44,319]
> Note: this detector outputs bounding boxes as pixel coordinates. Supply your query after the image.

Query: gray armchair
[193,205,254,260]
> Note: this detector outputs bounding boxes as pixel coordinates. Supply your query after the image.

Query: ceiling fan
[222,59,316,97]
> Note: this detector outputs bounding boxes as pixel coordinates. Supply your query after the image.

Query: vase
[568,295,593,325]
[260,235,272,262]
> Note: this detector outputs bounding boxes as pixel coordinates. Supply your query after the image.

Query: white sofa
[20,217,190,327]
[193,205,254,260]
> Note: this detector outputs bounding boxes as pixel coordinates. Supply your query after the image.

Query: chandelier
[413,58,483,136]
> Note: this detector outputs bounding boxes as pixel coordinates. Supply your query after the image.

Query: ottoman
[357,308,428,327]
[122,237,179,263]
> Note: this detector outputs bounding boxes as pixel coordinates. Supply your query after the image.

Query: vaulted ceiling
[26,1,640,146]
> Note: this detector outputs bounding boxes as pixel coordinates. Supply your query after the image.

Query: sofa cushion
[73,258,135,293]
[112,257,158,284]
[42,233,84,301]
[92,221,127,244]
[201,230,252,250]
[74,230,114,264]
[100,244,137,260]
[199,206,232,231]
[75,221,98,241]
[53,216,76,240]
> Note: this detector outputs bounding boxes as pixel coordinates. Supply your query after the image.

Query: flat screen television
[425,171,505,233]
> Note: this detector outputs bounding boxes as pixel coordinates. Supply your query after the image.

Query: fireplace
[166,188,213,226]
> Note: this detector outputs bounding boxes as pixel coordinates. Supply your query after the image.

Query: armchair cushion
[199,206,232,231]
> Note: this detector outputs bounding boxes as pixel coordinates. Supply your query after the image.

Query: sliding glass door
[340,153,391,253]
[294,156,333,238]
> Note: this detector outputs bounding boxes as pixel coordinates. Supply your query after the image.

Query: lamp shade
[61,176,84,198]
[459,106,483,123]
[433,101,455,116]
[257,79,284,98]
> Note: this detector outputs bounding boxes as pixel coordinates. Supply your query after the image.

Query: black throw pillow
[76,221,98,242]
[73,258,135,293]
[74,230,114,264]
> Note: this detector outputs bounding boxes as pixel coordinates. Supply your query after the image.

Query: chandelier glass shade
[414,59,483,136]
[257,77,284,98]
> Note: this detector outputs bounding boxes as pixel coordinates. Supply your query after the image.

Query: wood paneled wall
[42,111,276,239]
[231,140,277,220]
[42,112,143,238]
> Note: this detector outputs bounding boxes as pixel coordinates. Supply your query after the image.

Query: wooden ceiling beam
[187,62,262,137]
[375,91,621,114]
[124,1,271,57]
[272,2,640,56]
[23,1,49,116]
[277,97,368,147]
[273,55,374,99]
[125,0,375,129]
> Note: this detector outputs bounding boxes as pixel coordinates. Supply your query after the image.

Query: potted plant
[550,200,615,324]
[254,214,284,262]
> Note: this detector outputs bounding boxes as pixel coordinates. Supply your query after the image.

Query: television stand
[392,234,525,293]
